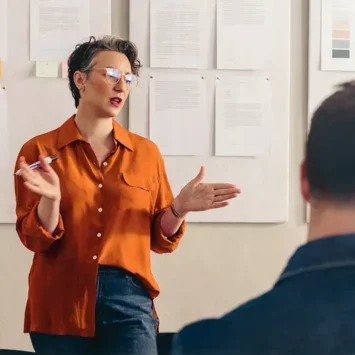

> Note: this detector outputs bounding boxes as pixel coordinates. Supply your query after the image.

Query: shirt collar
[276,234,355,285]
[57,115,134,151]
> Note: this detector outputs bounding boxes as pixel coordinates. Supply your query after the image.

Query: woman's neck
[74,106,114,144]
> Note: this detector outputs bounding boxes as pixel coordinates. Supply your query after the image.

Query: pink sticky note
[61,59,68,78]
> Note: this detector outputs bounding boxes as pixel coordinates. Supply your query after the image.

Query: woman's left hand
[173,166,241,216]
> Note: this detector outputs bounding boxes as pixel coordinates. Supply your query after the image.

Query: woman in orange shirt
[14,36,239,355]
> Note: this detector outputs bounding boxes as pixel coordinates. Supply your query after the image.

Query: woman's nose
[114,76,128,92]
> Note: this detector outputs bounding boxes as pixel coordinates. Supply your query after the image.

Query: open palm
[176,166,240,215]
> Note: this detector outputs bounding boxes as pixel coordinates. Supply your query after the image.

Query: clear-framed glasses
[92,67,139,89]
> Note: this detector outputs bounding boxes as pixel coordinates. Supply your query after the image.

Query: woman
[14,36,239,355]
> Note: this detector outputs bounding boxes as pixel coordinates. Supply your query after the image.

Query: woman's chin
[99,106,123,118]
[111,104,124,116]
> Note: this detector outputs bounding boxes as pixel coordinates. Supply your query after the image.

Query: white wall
[0,0,309,351]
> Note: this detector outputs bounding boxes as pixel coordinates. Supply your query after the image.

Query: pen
[14,154,58,176]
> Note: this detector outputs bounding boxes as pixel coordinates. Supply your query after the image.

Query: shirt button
[98,208,103,212]
[103,162,108,166]
[93,255,97,260]
[98,184,103,188]
[97,233,102,237]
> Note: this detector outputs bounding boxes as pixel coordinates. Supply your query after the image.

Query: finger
[39,155,51,173]
[23,179,38,189]
[214,187,241,196]
[20,164,37,181]
[214,193,239,203]
[18,158,30,172]
[212,201,229,209]
[22,173,40,187]
[190,166,205,185]
[24,181,41,195]
[211,183,240,192]
[18,156,26,167]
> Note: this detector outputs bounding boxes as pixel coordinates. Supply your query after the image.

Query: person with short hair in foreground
[172,81,355,355]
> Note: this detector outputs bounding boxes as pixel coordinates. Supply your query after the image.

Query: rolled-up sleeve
[14,145,65,253]
[151,156,185,254]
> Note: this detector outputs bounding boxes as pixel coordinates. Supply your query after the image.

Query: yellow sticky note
[36,61,58,78]
[61,59,68,78]
[0,59,3,79]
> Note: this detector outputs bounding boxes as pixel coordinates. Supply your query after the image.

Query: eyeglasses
[91,67,139,88]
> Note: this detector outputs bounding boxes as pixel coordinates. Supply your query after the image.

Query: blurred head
[301,81,355,207]
[67,35,142,117]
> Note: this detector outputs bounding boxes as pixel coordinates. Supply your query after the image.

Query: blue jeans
[30,266,159,355]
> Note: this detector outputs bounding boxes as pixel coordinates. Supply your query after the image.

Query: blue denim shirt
[172,234,355,355]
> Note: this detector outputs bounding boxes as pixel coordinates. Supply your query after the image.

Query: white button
[93,255,97,260]
[98,184,103,188]
[97,233,102,238]
[103,162,108,166]
[98,208,103,212]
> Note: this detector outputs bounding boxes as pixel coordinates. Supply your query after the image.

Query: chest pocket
[118,172,153,212]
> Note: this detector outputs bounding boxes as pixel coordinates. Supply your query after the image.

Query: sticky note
[0,59,3,79]
[35,61,58,78]
[61,59,68,78]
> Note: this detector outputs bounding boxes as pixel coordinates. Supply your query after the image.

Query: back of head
[306,81,355,204]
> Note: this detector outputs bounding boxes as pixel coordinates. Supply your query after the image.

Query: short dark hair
[67,36,142,108]
[306,81,355,202]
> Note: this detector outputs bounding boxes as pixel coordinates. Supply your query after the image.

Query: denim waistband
[98,265,129,275]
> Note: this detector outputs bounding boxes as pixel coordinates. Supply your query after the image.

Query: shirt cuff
[24,201,65,241]
[151,208,186,251]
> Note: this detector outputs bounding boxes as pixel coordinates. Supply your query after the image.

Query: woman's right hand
[18,155,61,201]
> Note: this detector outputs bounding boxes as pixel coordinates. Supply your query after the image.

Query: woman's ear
[73,71,87,91]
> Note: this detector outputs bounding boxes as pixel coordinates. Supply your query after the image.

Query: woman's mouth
[110,97,123,107]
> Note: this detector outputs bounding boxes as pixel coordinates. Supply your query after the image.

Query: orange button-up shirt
[14,116,185,337]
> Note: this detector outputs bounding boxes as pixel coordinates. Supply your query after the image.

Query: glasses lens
[106,68,121,83]
[125,73,138,88]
